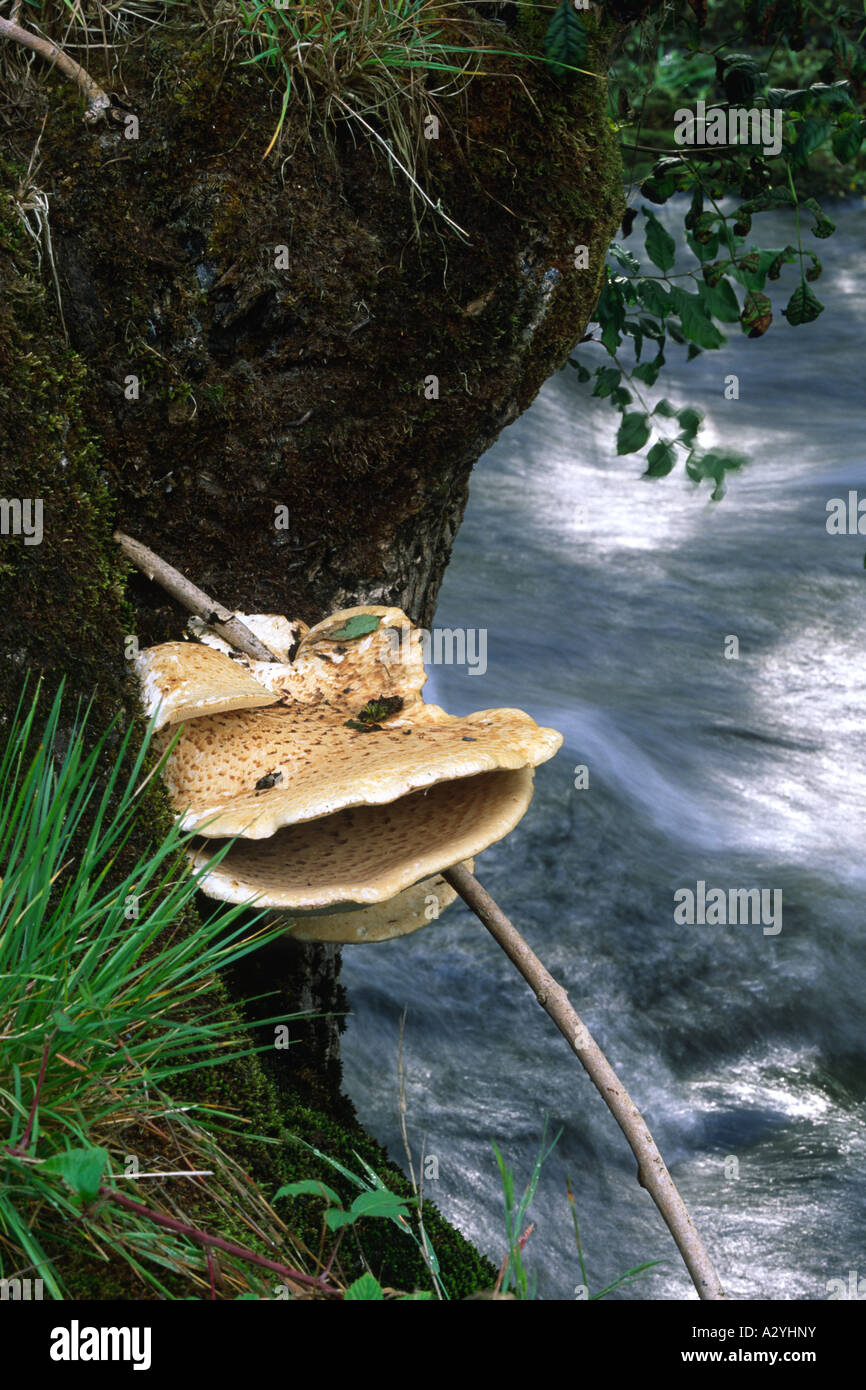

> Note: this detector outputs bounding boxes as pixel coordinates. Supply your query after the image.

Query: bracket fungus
[136,605,562,942]
[119,531,726,1296]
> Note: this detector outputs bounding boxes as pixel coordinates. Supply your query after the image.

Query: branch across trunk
[0,15,111,121]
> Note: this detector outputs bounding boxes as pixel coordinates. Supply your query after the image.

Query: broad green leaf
[633,360,661,386]
[783,282,825,325]
[325,1208,359,1231]
[677,406,703,445]
[643,212,676,273]
[668,286,725,349]
[645,441,677,478]
[610,386,633,408]
[718,52,765,103]
[347,1189,413,1222]
[652,398,678,418]
[687,231,720,263]
[607,241,641,274]
[273,1180,342,1207]
[567,359,591,382]
[686,449,747,499]
[616,412,651,455]
[640,155,690,205]
[326,614,381,641]
[345,1273,384,1301]
[790,117,833,163]
[623,318,644,360]
[42,1147,109,1204]
[636,279,670,318]
[592,367,621,399]
[833,121,864,163]
[697,277,740,324]
[596,279,626,355]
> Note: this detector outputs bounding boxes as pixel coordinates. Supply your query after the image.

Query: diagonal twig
[443,863,725,1301]
[113,531,280,663]
[0,15,111,122]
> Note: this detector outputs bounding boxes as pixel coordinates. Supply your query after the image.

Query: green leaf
[52,1008,75,1032]
[668,286,725,349]
[42,1147,109,1204]
[686,231,720,263]
[326,614,381,641]
[543,0,588,77]
[731,245,794,291]
[802,199,835,240]
[833,121,864,163]
[643,211,676,273]
[652,398,678,418]
[636,279,670,318]
[347,1189,413,1222]
[686,449,747,499]
[610,386,632,408]
[273,1180,343,1207]
[783,282,825,326]
[737,190,796,215]
[345,1273,384,1301]
[691,212,720,245]
[805,254,823,283]
[607,241,641,274]
[645,441,677,478]
[616,412,651,455]
[766,245,798,280]
[623,318,644,360]
[697,277,740,324]
[790,118,833,164]
[677,406,703,445]
[592,367,621,399]
[740,290,773,337]
[640,156,691,206]
[717,52,765,103]
[567,358,591,382]
[595,279,626,355]
[633,360,661,386]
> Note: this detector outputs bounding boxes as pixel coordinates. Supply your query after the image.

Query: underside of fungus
[136,605,562,941]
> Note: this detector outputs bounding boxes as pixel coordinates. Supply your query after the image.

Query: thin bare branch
[443,862,726,1302]
[113,531,280,663]
[0,15,111,122]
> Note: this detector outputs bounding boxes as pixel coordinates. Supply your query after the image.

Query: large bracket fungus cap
[260,861,475,945]
[137,606,562,930]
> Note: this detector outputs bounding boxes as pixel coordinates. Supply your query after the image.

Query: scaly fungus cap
[136,607,562,925]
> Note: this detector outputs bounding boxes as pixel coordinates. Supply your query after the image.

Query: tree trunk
[0,5,626,1291]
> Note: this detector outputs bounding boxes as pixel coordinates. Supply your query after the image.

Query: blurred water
[340,201,866,1299]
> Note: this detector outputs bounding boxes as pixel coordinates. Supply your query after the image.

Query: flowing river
[339,201,866,1300]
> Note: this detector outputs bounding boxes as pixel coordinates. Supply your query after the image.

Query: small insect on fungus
[255,770,283,790]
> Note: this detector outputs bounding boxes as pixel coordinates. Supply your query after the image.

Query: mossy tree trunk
[0,5,631,1294]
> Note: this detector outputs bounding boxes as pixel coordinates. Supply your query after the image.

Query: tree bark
[0,7,625,1188]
